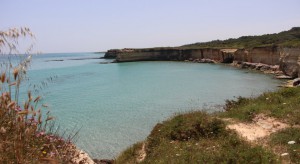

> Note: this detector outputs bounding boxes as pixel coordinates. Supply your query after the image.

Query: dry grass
[0,27,80,163]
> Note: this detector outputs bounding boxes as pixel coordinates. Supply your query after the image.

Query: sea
[8,52,282,158]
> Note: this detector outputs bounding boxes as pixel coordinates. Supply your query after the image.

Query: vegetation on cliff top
[220,87,300,125]
[116,87,300,163]
[181,27,300,49]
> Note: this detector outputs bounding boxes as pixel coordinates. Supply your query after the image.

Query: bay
[22,52,281,158]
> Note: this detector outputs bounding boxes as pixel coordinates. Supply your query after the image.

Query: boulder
[279,48,300,78]
[199,58,215,63]
[276,75,293,79]
[292,78,300,86]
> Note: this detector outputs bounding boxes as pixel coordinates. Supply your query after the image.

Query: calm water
[20,52,281,158]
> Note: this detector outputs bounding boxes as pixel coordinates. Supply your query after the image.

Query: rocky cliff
[234,47,279,65]
[115,48,187,62]
[104,47,300,78]
[110,48,234,63]
[279,48,300,78]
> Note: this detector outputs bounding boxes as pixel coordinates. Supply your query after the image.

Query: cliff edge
[104,47,300,78]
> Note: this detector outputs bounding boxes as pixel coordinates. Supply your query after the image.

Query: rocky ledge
[231,61,282,75]
[104,47,300,78]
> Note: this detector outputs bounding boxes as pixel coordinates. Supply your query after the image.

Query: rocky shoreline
[104,47,300,80]
[183,58,300,87]
[85,47,300,162]
[104,47,300,87]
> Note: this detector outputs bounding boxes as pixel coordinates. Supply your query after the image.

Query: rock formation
[104,46,300,78]
[279,48,300,78]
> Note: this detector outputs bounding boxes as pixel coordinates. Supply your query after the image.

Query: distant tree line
[181,27,300,49]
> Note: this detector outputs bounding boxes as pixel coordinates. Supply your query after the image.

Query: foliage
[224,96,249,111]
[181,27,300,49]
[220,87,300,125]
[117,86,300,163]
[270,128,300,163]
[116,112,277,163]
[167,112,226,141]
[115,142,144,164]
[0,28,78,163]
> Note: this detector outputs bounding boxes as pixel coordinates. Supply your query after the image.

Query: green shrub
[181,27,300,49]
[224,96,249,112]
[118,111,278,163]
[169,114,226,141]
[220,87,300,125]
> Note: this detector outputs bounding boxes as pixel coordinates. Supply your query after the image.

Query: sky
[1,0,300,53]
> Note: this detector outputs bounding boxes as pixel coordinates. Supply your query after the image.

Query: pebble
[288,141,296,144]
[281,153,289,156]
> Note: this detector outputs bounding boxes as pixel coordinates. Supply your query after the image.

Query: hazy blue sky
[1,0,300,53]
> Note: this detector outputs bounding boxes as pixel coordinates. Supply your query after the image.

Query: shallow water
[20,52,281,158]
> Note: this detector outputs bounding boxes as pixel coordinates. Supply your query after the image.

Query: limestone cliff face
[106,47,300,78]
[234,47,279,65]
[201,48,222,61]
[115,48,233,63]
[116,48,188,62]
[279,48,300,78]
[104,49,120,58]
[249,47,279,65]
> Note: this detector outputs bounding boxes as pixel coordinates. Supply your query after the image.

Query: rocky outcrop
[231,61,281,74]
[70,145,95,164]
[116,48,188,62]
[235,47,279,65]
[104,49,118,58]
[113,48,234,63]
[104,49,135,58]
[292,78,300,86]
[105,46,300,78]
[279,48,300,78]
[190,58,216,63]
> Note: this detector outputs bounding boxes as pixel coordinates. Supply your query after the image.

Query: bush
[121,111,278,163]
[224,96,249,112]
[169,114,226,141]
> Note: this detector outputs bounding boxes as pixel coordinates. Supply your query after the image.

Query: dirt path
[226,114,288,141]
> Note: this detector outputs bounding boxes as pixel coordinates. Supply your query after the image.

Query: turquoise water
[22,52,281,158]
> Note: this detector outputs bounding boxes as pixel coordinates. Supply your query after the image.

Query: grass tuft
[220,87,300,125]
[270,128,300,163]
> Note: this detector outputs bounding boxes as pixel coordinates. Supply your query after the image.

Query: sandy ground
[226,114,288,141]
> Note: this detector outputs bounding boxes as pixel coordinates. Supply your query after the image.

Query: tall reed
[0,27,79,163]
